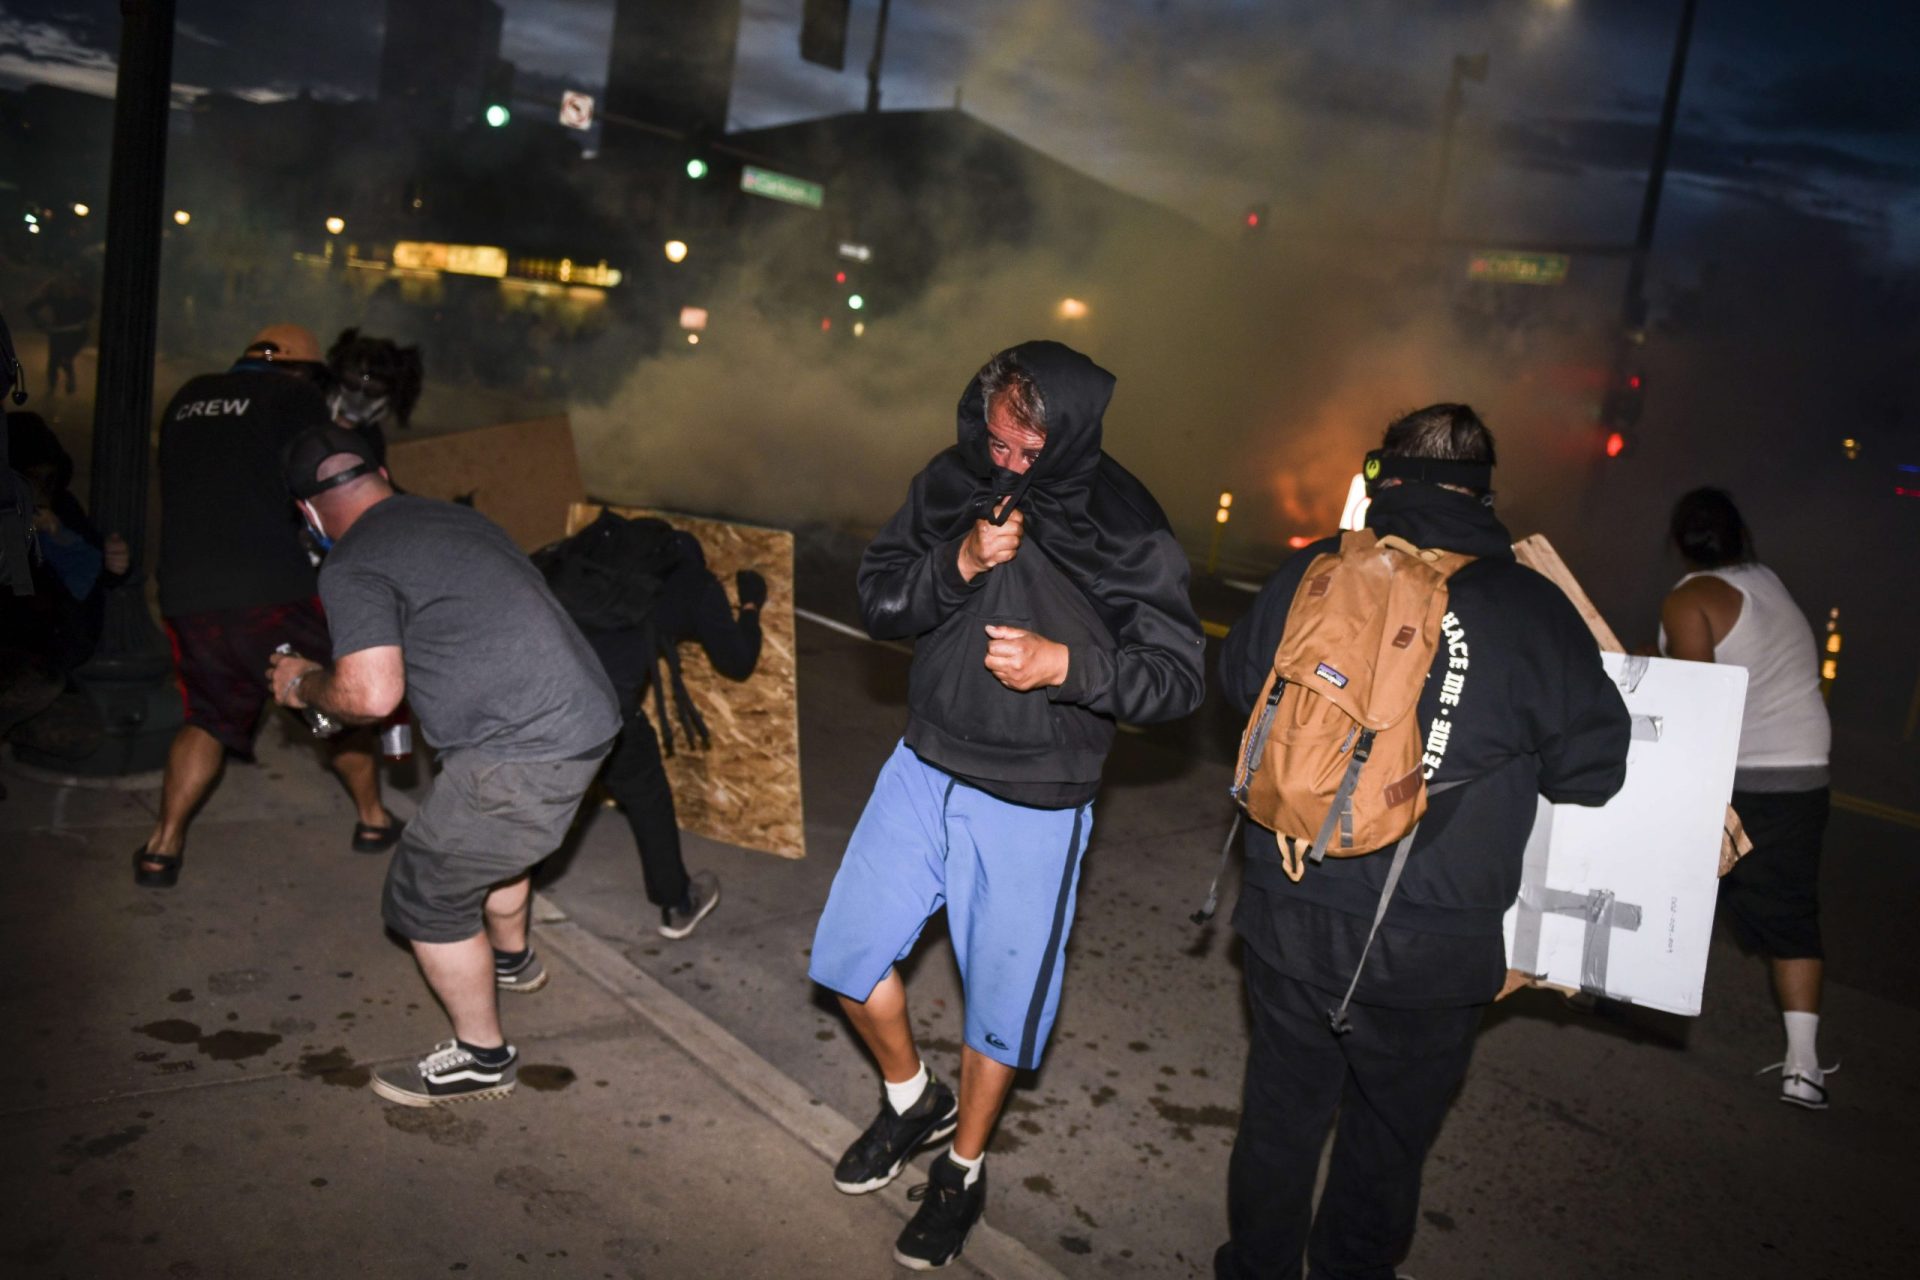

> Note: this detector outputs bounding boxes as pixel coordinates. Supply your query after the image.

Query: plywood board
[567,503,804,860]
[385,416,583,552]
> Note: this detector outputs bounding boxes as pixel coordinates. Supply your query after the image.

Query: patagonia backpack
[1227,529,1474,1030]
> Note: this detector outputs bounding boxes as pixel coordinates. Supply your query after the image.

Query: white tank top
[1660,563,1830,769]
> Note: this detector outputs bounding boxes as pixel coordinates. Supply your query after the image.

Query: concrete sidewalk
[0,719,1060,1280]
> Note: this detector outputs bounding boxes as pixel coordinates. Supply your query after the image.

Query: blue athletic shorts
[809,740,1095,1070]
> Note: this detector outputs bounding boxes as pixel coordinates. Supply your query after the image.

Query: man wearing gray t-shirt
[268,426,619,1107]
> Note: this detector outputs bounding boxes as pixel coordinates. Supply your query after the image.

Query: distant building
[378,0,505,132]
[604,0,742,141]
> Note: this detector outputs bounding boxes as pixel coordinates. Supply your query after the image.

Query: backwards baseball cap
[283,425,382,500]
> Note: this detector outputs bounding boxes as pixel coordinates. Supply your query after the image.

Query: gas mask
[328,381,392,430]
[299,500,333,552]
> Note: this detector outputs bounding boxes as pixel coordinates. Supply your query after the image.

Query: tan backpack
[1217,530,1474,1031]
[1231,530,1474,874]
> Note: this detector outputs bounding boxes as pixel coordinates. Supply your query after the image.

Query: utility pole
[1427,52,1488,267]
[1619,0,1700,334]
[1599,0,1699,462]
[865,0,894,114]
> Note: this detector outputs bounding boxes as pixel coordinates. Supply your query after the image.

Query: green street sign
[1467,250,1570,286]
[740,165,824,210]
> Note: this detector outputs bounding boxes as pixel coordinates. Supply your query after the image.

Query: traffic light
[1243,202,1269,232]
[1599,369,1645,458]
[484,58,514,127]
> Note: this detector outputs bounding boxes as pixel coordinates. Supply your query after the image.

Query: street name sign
[1468,250,1570,285]
[741,166,825,210]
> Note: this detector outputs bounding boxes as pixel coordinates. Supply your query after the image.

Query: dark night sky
[2,0,1916,263]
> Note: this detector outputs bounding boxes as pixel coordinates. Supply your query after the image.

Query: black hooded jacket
[1219,482,1630,1006]
[859,341,1206,807]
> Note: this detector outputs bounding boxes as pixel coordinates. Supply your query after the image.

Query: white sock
[948,1148,984,1188]
[884,1062,929,1114]
[1783,1011,1821,1075]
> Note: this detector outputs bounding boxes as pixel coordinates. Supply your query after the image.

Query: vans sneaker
[894,1152,986,1271]
[833,1073,958,1194]
[372,1040,517,1107]
[494,950,549,994]
[659,871,721,940]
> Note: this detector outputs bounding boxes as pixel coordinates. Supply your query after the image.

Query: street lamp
[325,216,345,235]
[1058,297,1089,320]
[172,209,190,225]
[72,202,90,217]
[1427,52,1489,258]
[663,240,688,264]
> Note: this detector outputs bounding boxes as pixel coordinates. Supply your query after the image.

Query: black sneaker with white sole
[659,871,721,940]
[371,1040,518,1106]
[833,1073,958,1194]
[494,949,549,994]
[894,1152,986,1271]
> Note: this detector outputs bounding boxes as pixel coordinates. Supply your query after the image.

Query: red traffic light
[1605,431,1628,458]
[835,270,847,284]
[1245,211,1261,228]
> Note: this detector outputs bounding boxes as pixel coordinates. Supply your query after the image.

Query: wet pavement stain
[296,1047,371,1088]
[1422,1209,1457,1232]
[1059,1236,1093,1255]
[519,1064,577,1092]
[1023,1174,1057,1197]
[201,1029,281,1061]
[166,988,193,1003]
[383,1107,486,1148]
[1149,1097,1238,1141]
[135,1020,282,1063]
[54,1124,149,1174]
[989,1130,1024,1154]
[1089,1086,1117,1107]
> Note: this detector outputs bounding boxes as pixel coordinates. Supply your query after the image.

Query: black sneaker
[833,1074,958,1194]
[894,1153,986,1271]
[494,950,549,995]
[659,871,721,940]
[371,1040,517,1107]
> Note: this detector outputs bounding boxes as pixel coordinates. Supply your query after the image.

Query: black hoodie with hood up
[859,341,1206,807]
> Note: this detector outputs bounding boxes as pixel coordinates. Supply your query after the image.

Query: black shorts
[1721,787,1830,960]
[164,598,333,758]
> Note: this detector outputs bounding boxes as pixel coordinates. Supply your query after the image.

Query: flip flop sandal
[352,814,406,854]
[133,845,182,889]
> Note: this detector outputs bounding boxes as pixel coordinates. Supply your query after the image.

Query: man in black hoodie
[1213,405,1630,1280]
[809,342,1205,1270]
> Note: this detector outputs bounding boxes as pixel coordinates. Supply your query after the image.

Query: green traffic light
[686,158,709,180]
[485,104,510,128]
[847,294,864,311]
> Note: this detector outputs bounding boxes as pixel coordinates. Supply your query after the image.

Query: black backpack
[534,511,709,753]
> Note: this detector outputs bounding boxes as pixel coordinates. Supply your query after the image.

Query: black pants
[1215,950,1483,1280]
[598,705,689,909]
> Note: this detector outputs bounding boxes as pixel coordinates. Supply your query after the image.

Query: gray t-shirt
[319,495,619,760]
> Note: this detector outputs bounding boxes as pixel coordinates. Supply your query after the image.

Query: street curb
[535,913,1069,1280]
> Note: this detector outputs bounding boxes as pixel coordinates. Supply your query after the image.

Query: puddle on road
[166,988,193,1003]
[297,1047,370,1088]
[519,1065,577,1092]
[134,1019,282,1063]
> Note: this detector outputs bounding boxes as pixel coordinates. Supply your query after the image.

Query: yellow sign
[391,241,509,278]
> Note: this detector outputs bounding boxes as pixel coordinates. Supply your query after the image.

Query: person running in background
[1660,486,1836,1110]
